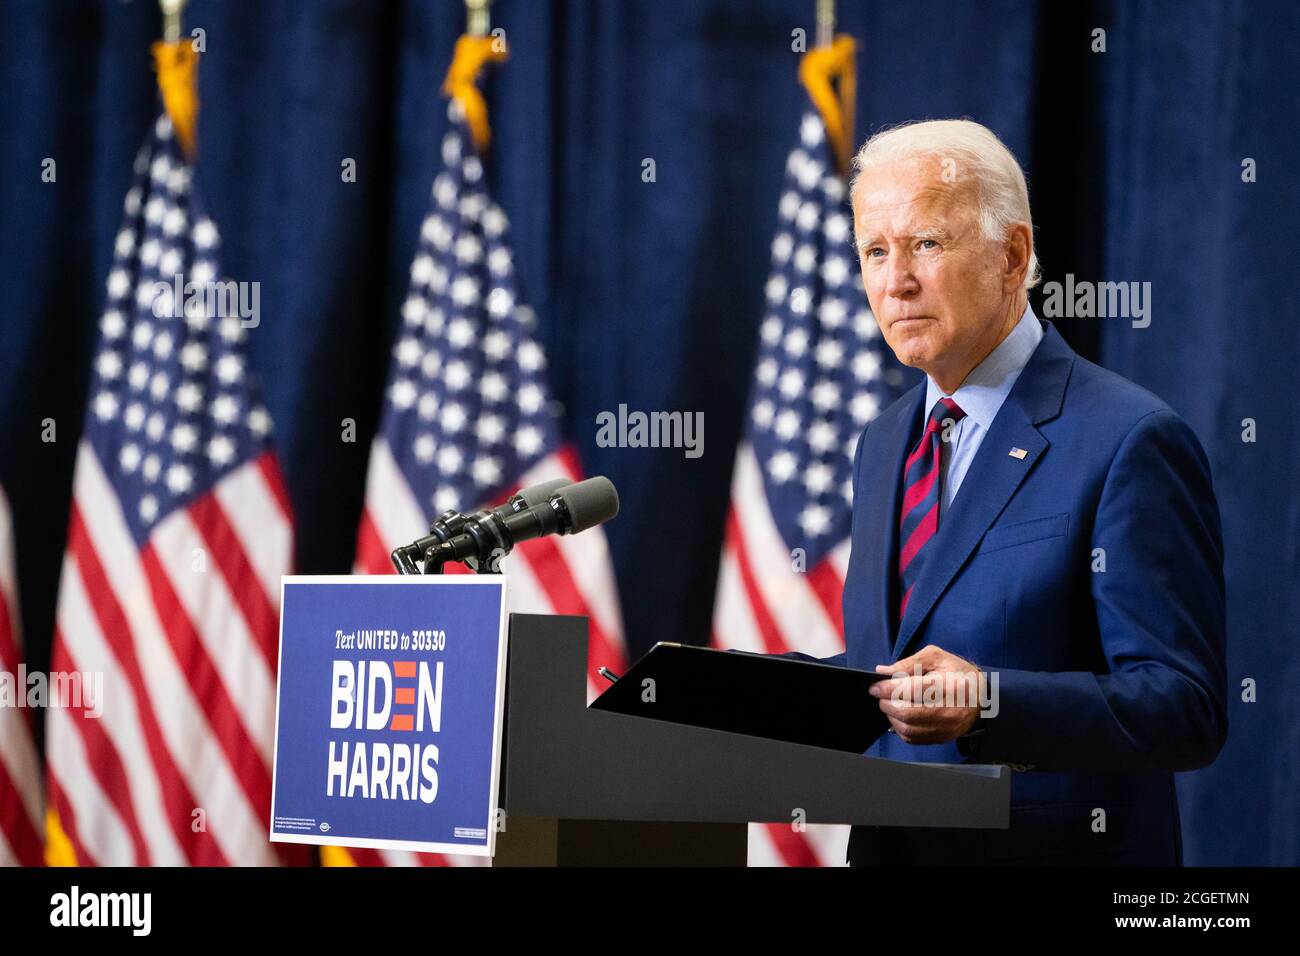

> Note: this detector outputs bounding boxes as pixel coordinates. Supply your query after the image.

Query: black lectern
[494,614,1010,866]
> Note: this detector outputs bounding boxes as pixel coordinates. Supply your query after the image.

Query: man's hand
[869,644,984,744]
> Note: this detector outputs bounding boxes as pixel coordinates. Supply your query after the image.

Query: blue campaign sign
[270,575,509,857]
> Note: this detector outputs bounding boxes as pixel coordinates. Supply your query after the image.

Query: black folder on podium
[590,642,890,753]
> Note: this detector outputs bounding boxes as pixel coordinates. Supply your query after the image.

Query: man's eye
[866,247,885,258]
[919,239,939,250]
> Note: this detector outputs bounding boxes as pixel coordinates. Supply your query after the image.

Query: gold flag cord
[44,807,78,867]
[798,34,857,178]
[151,39,200,159]
[442,34,509,153]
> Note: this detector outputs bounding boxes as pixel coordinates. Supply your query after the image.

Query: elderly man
[828,120,1226,865]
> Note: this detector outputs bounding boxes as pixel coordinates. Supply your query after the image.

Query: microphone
[425,476,619,572]
[389,477,572,574]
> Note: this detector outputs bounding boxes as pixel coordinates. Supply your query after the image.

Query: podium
[493,614,1010,866]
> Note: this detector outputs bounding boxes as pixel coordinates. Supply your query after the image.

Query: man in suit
[830,119,1226,865]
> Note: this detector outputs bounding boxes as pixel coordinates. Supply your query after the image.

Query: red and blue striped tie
[897,397,967,624]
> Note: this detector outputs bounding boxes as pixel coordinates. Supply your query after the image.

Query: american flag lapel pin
[1008,447,1028,460]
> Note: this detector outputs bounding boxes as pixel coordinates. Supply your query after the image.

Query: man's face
[852,158,1009,384]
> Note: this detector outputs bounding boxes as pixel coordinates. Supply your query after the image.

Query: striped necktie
[898,397,967,624]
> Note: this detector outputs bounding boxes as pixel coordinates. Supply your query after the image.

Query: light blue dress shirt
[923,304,1044,518]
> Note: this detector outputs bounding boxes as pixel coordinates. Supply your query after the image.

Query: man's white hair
[849,119,1041,290]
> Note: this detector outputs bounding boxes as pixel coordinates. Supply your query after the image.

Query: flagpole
[466,0,491,39]
[815,0,835,49]
[159,0,187,44]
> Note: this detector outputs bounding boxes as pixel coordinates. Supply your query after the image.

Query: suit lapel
[885,320,1075,662]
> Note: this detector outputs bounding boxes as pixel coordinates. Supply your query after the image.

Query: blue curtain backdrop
[0,0,1294,866]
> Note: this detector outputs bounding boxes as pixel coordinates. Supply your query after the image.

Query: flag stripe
[186,492,280,672]
[548,529,623,661]
[499,537,557,617]
[64,507,214,864]
[360,439,429,562]
[354,510,393,575]
[725,508,793,656]
[69,445,274,865]
[512,535,621,686]
[762,820,822,867]
[527,448,624,649]
[805,560,845,640]
[45,778,93,867]
[140,545,274,828]
[827,540,850,580]
[45,704,130,867]
[0,599,23,703]
[732,446,844,658]
[0,485,42,866]
[0,750,41,866]
[748,822,849,867]
[48,637,153,865]
[212,452,294,617]
[710,545,765,654]
[151,512,276,765]
[256,453,294,527]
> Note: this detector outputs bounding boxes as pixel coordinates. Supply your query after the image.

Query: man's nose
[885,255,919,297]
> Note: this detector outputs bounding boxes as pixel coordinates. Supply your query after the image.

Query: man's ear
[1003,223,1033,292]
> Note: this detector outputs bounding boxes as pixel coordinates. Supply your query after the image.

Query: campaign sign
[270,575,509,857]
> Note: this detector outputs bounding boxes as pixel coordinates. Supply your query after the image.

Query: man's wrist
[957,662,989,754]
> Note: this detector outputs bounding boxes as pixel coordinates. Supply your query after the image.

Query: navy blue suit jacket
[834,318,1227,865]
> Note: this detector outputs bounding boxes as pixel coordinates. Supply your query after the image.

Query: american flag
[45,113,300,865]
[0,485,43,865]
[711,111,902,866]
[346,99,626,867]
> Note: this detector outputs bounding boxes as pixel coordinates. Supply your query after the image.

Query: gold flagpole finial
[466,0,491,39]
[815,0,835,49]
[153,0,199,157]
[159,0,188,44]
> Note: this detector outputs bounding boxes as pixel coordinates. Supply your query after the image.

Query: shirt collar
[923,303,1045,431]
